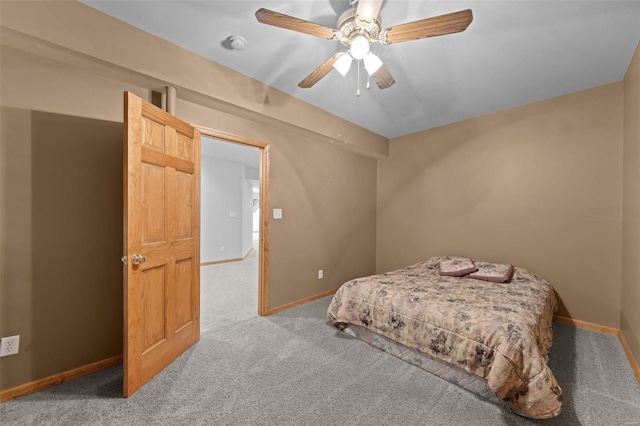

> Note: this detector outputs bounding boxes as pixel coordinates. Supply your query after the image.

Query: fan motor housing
[336,4,381,48]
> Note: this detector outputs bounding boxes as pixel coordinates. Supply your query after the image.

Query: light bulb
[350,35,370,60]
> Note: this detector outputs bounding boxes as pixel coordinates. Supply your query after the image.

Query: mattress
[327,256,563,419]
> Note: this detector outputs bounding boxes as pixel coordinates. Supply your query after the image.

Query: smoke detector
[225,35,247,51]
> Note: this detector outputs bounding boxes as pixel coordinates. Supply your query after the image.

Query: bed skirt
[340,323,507,408]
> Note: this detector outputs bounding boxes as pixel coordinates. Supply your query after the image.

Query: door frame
[195,125,270,316]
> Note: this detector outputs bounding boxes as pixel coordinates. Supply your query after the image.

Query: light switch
[229,211,237,218]
[273,209,283,219]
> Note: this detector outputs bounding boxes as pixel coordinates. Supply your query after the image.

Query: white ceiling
[82,1,640,139]
[202,136,260,168]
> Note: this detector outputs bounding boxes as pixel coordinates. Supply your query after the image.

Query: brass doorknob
[132,253,146,265]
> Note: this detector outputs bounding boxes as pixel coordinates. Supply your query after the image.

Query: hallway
[200,233,259,334]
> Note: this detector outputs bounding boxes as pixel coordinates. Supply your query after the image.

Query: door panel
[123,91,200,397]
[176,132,194,161]
[141,163,166,243]
[142,116,166,152]
[142,266,167,352]
[174,258,194,331]
[175,171,194,239]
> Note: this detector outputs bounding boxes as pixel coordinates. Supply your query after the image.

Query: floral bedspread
[327,256,563,419]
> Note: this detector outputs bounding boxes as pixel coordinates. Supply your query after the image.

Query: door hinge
[121,256,127,266]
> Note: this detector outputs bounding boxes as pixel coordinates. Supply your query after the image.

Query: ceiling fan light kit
[349,34,370,60]
[363,53,383,75]
[255,0,473,91]
[333,54,353,76]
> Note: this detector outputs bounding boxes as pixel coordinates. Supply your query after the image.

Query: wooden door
[123,91,201,397]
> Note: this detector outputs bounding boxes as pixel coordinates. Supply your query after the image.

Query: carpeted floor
[2,241,639,425]
[200,233,259,334]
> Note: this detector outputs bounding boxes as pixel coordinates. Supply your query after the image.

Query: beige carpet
[201,233,259,334]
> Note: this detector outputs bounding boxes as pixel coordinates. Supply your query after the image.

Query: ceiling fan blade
[371,64,395,89]
[382,9,473,44]
[298,52,345,88]
[356,0,383,25]
[255,8,336,39]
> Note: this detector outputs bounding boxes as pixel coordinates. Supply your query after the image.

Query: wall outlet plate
[0,335,20,357]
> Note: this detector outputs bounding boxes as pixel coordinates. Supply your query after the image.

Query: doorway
[197,128,269,324]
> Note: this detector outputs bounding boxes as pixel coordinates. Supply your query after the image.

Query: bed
[327,256,563,419]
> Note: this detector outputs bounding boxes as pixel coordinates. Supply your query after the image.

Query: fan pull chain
[357,60,361,97]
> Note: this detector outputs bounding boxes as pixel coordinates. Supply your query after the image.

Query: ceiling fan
[255,0,473,91]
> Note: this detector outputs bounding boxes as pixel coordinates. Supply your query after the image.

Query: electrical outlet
[220,246,225,252]
[0,335,20,357]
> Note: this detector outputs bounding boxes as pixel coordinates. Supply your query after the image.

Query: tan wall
[0,3,378,391]
[378,83,624,327]
[0,46,144,391]
[0,106,125,390]
[622,42,640,365]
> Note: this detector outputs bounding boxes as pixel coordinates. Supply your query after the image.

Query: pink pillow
[439,258,477,277]
[466,262,514,283]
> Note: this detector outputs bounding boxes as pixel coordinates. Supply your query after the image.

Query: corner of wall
[621,40,640,366]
